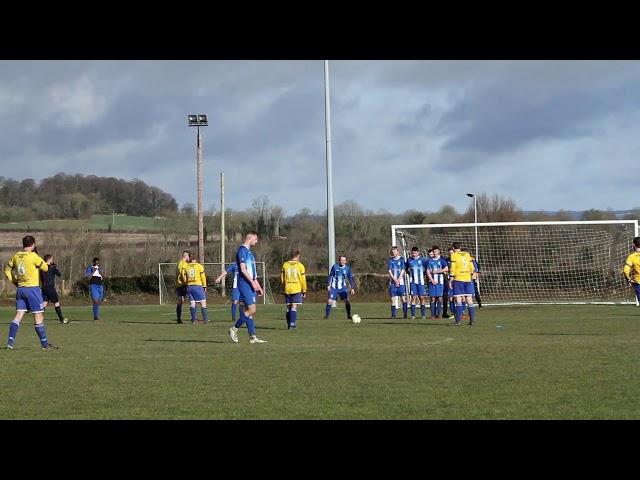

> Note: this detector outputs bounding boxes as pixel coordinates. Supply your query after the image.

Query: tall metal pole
[324,60,336,271]
[474,195,480,293]
[220,171,226,297]
[197,126,204,264]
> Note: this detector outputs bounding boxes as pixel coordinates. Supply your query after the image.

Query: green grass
[0,214,193,232]
[1,303,639,419]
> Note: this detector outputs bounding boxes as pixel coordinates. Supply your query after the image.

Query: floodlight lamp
[188,115,198,126]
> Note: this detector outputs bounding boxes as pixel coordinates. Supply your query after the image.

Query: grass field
[1,303,639,419]
[0,214,193,232]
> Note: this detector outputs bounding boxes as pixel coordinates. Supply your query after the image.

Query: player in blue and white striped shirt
[405,247,429,319]
[427,246,448,318]
[387,246,408,319]
[324,255,356,320]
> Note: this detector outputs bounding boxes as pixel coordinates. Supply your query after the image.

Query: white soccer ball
[351,314,361,324]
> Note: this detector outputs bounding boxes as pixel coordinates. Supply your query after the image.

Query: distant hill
[522,210,636,220]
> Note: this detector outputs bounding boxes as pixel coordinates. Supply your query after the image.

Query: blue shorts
[285,292,303,305]
[176,285,188,298]
[231,288,240,302]
[90,284,104,302]
[428,283,444,297]
[328,288,349,301]
[634,284,640,302]
[452,280,475,297]
[389,284,407,297]
[188,285,206,302]
[410,283,427,297]
[16,286,44,313]
[238,282,256,306]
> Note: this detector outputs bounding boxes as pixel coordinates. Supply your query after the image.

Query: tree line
[0,173,178,221]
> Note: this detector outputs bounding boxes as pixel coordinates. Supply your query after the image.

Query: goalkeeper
[623,236,640,305]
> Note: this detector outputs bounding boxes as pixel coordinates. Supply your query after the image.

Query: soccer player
[281,249,307,329]
[443,246,456,319]
[387,246,408,319]
[186,257,208,324]
[229,231,267,343]
[40,254,69,324]
[449,242,478,326]
[427,246,448,318]
[175,250,190,323]
[471,255,483,308]
[324,255,356,320]
[5,235,59,350]
[623,236,640,305]
[405,247,429,319]
[85,257,104,322]
[214,262,241,322]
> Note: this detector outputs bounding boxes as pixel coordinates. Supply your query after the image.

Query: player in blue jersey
[387,246,408,319]
[427,246,448,318]
[405,246,429,319]
[215,262,241,322]
[471,256,483,308]
[228,231,267,344]
[324,255,356,320]
[85,257,105,322]
[443,246,456,319]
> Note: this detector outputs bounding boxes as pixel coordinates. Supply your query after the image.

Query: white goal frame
[158,261,271,305]
[391,220,639,305]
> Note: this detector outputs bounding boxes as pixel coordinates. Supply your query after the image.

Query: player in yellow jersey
[448,242,478,326]
[186,257,208,324]
[4,235,59,350]
[175,250,191,323]
[281,249,307,330]
[623,236,640,306]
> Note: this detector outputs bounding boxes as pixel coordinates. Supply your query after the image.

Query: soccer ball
[351,314,361,324]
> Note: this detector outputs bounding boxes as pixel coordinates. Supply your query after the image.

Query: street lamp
[188,114,208,264]
[466,193,479,293]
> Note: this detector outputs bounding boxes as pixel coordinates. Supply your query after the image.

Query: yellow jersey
[186,262,207,287]
[281,260,307,294]
[623,251,640,283]
[449,251,475,282]
[4,250,48,287]
[176,259,190,286]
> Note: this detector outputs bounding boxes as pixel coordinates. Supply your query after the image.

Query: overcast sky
[1,60,638,216]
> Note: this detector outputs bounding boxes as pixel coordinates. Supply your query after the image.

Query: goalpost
[391,220,639,305]
[158,262,274,305]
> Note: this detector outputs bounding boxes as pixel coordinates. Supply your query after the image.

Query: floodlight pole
[324,60,336,271]
[197,126,204,265]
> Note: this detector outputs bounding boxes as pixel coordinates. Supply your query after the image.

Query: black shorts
[41,286,59,303]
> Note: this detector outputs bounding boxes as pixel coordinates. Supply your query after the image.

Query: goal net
[391,220,639,305]
[158,262,275,305]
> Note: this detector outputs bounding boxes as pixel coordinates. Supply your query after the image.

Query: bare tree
[269,205,285,238]
[465,193,523,222]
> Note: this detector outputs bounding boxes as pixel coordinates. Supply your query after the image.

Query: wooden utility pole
[220,171,226,296]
